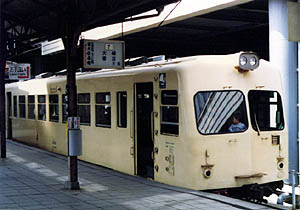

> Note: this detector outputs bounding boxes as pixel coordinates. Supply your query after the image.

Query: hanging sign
[83,39,125,69]
[8,63,31,80]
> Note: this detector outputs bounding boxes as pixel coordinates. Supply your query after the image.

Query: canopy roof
[3,0,179,55]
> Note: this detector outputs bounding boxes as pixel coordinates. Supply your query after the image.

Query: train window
[117,92,127,128]
[161,90,178,105]
[13,96,17,117]
[248,90,284,131]
[161,106,179,135]
[49,95,59,122]
[38,95,46,103]
[78,93,90,125]
[96,92,111,128]
[19,96,26,118]
[96,92,110,104]
[62,94,67,123]
[28,95,35,120]
[161,90,179,135]
[194,91,248,135]
[38,95,46,121]
[78,93,90,104]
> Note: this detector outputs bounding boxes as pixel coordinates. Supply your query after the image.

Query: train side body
[5,53,288,191]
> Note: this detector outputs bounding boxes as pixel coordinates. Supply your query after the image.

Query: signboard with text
[83,39,125,69]
[8,63,31,80]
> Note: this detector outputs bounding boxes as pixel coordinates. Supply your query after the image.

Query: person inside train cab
[228,112,246,132]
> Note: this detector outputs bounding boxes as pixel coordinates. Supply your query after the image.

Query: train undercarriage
[213,181,284,203]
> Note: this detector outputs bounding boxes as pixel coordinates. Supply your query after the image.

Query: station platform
[0,140,282,210]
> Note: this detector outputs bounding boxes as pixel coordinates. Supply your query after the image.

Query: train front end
[178,52,288,199]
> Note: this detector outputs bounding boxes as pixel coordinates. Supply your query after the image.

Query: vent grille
[272,135,280,145]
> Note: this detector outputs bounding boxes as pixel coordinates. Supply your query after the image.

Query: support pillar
[0,1,6,158]
[63,14,81,190]
[298,0,300,184]
[269,0,298,180]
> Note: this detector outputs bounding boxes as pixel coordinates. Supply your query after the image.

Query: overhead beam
[3,11,49,37]
[201,9,268,24]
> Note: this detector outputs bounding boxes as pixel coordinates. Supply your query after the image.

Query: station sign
[8,63,31,80]
[83,39,125,69]
[41,38,64,56]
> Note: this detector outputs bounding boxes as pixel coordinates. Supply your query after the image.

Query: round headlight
[249,56,257,66]
[240,56,247,66]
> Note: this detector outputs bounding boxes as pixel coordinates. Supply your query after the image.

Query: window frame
[13,95,17,117]
[49,94,59,122]
[160,90,179,136]
[117,91,127,128]
[38,95,47,121]
[77,93,91,126]
[193,90,248,135]
[95,92,111,128]
[28,95,35,120]
[18,95,26,118]
[248,90,284,132]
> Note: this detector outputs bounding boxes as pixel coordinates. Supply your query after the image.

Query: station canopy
[3,0,179,56]
[116,0,269,58]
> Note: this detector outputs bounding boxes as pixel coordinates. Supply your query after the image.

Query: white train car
[5,52,288,200]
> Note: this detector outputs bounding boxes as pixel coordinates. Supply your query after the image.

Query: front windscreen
[194,91,248,135]
[248,90,284,131]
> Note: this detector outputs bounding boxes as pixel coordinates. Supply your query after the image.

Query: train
[5,52,288,201]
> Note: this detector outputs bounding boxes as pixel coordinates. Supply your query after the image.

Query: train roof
[5,52,273,88]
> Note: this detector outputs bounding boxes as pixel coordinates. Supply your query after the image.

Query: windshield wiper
[254,112,261,136]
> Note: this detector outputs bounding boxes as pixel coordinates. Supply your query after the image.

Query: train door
[6,92,12,139]
[135,83,154,178]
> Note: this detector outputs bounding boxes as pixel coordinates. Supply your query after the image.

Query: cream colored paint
[5,53,288,190]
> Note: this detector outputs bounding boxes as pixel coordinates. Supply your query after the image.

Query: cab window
[248,90,284,131]
[194,90,248,135]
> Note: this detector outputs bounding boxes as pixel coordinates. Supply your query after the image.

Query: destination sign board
[83,39,125,69]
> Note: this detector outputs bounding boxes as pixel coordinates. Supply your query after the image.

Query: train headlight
[239,56,247,66]
[249,56,257,66]
[239,53,259,71]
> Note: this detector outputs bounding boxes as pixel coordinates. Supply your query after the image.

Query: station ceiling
[4,0,269,74]
[119,0,269,60]
[3,0,179,56]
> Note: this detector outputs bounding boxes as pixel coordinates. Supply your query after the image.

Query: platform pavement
[0,140,279,210]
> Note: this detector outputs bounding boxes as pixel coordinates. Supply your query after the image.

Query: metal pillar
[269,0,298,181]
[63,5,81,190]
[298,0,300,186]
[0,1,6,158]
